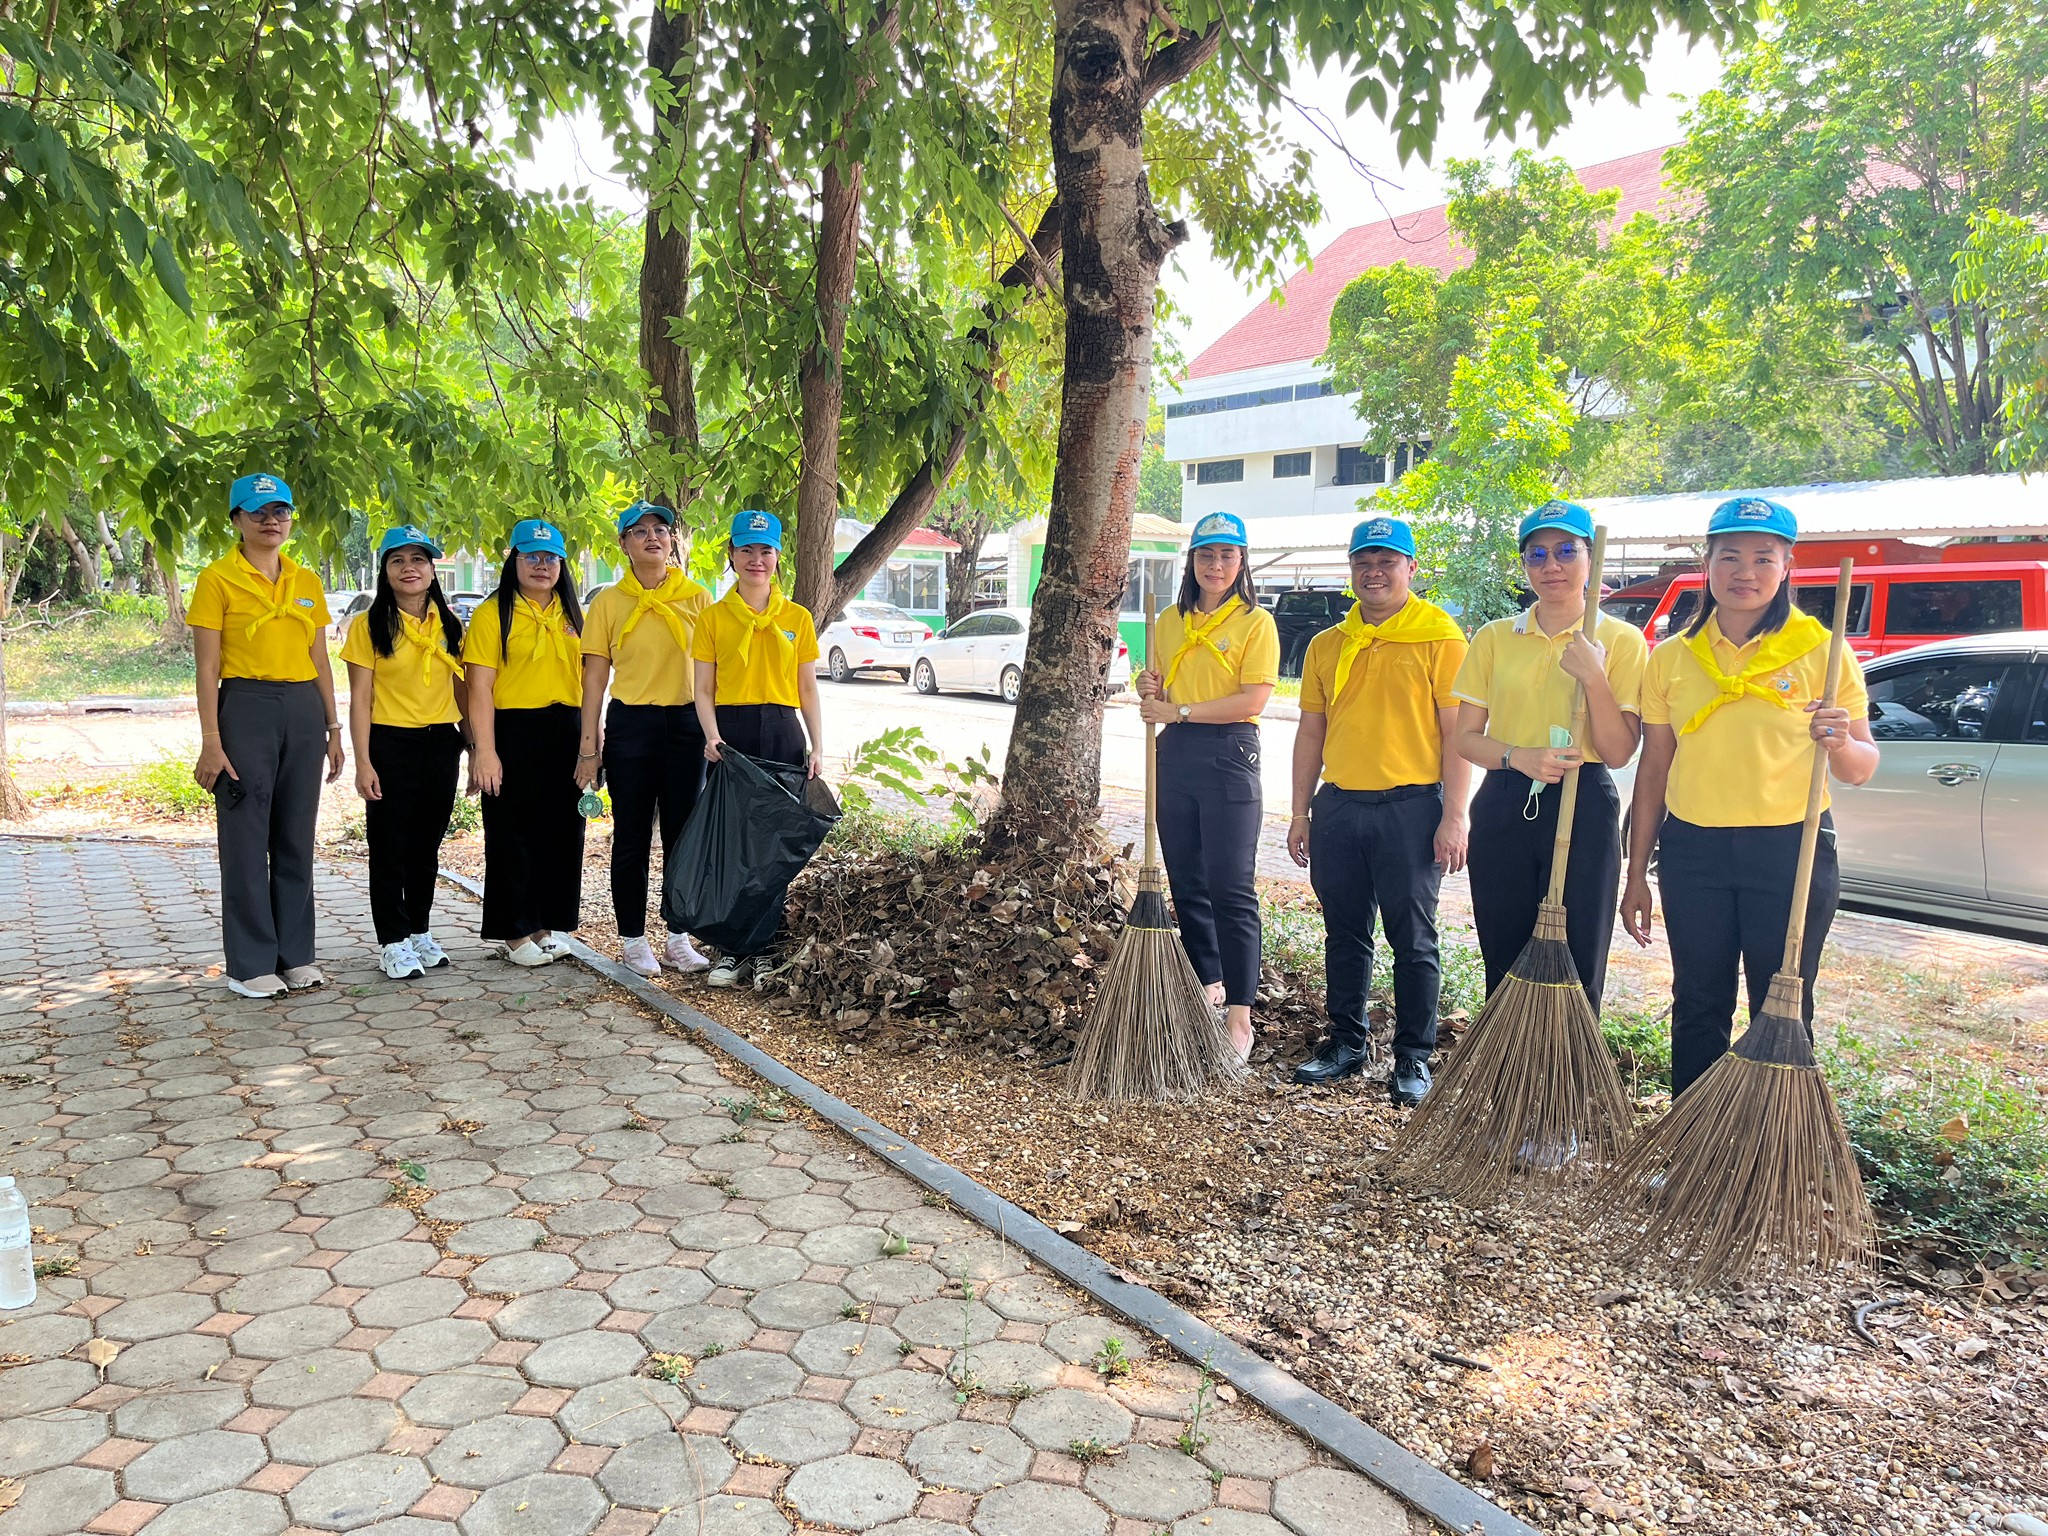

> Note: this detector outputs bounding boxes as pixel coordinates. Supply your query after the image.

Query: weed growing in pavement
[716,1092,788,1130]
[1093,1337,1133,1379]
[33,1255,77,1279]
[881,1233,911,1257]
[1179,1351,1218,1456]
[1601,1003,1674,1094]
[395,1160,428,1183]
[647,1353,694,1383]
[1068,1438,1117,1464]
[897,1338,916,1357]
[701,1342,726,1358]
[952,1276,983,1403]
[840,1302,869,1321]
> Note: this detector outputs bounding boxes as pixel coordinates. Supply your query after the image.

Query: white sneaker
[408,932,450,968]
[621,936,661,978]
[540,933,575,958]
[502,939,557,967]
[227,973,288,999]
[663,935,711,973]
[705,956,746,989]
[280,965,325,991]
[380,941,425,980]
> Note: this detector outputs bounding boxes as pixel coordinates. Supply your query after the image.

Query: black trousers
[1308,783,1444,1061]
[363,723,463,945]
[715,702,806,767]
[1657,813,1840,1097]
[214,679,326,981]
[605,701,705,939]
[1467,765,1621,1011]
[1155,723,1263,1007]
[480,704,585,942]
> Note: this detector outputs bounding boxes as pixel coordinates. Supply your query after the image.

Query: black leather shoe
[1390,1056,1432,1106]
[1292,1043,1369,1086]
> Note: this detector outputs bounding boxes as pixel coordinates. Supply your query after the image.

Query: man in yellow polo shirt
[1288,516,1470,1102]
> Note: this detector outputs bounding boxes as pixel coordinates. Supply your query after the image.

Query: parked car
[448,591,487,624]
[815,602,933,682]
[1271,589,1353,678]
[329,590,372,643]
[910,607,1131,703]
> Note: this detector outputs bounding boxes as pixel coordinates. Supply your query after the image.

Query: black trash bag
[662,749,840,955]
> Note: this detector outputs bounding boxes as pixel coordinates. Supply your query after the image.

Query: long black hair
[1175,543,1258,616]
[493,550,584,645]
[367,549,463,659]
[1684,534,1794,640]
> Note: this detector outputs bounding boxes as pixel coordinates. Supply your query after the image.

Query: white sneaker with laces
[227,973,288,999]
[621,937,662,978]
[705,956,746,989]
[663,935,710,973]
[281,965,325,991]
[380,941,425,980]
[409,932,450,968]
[502,940,556,967]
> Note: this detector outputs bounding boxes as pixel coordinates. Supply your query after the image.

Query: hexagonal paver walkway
[0,838,1423,1536]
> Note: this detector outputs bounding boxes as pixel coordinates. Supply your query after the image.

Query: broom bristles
[1068,868,1246,1104]
[1386,904,1633,1204]
[1582,974,1876,1286]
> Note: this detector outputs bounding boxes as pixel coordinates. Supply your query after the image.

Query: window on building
[882,560,944,614]
[1334,446,1385,486]
[1273,452,1311,479]
[1392,440,1434,478]
[1195,459,1245,485]
[1123,554,1180,616]
[1293,380,1336,401]
[1184,463,1196,480]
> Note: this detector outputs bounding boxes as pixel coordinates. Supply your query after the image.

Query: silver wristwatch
[1178,705,1193,723]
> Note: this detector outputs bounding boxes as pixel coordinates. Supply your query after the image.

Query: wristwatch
[1500,747,1514,771]
[1178,705,1192,723]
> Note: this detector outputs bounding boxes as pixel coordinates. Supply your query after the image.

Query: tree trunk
[154,541,188,646]
[0,534,29,819]
[791,155,864,627]
[986,0,1186,845]
[641,0,702,505]
[53,507,94,599]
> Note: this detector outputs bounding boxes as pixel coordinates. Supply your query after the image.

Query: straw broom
[1069,597,1246,1103]
[1583,559,1876,1285]
[1385,527,1632,1203]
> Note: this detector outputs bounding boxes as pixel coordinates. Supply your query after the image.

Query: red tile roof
[1185,146,1677,380]
[898,527,961,552]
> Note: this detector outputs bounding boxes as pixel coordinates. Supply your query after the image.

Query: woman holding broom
[1134,511,1279,1062]
[1620,497,1879,1096]
[1452,500,1647,1011]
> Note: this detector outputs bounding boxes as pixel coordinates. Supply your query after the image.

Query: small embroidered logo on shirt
[297,598,314,608]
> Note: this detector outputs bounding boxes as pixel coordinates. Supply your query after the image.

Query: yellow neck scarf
[1678,611,1830,735]
[616,567,700,651]
[221,551,319,644]
[398,609,464,688]
[722,586,791,668]
[1163,597,1242,691]
[517,595,575,665]
[1330,595,1463,701]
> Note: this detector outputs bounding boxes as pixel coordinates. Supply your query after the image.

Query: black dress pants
[1467,764,1621,1011]
[605,701,705,939]
[214,679,326,980]
[363,723,463,945]
[1308,783,1445,1061]
[1155,723,1264,1007]
[480,704,585,942]
[714,702,806,767]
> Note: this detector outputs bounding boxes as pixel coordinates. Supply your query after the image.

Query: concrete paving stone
[423,1185,519,1223]
[351,1089,434,1116]
[350,1275,468,1329]
[578,1129,664,1162]
[728,1397,858,1464]
[518,1328,646,1388]
[69,1131,155,1165]
[313,1205,419,1251]
[0,1310,89,1361]
[550,1104,634,1134]
[605,1155,697,1189]
[99,1290,218,1342]
[947,1340,1061,1395]
[686,1143,772,1175]
[269,1124,355,1155]
[704,1245,808,1291]
[426,1413,565,1488]
[843,1259,945,1307]
[331,1239,439,1288]
[604,1266,713,1312]
[638,1303,758,1358]
[1195,1414,1314,1481]
[930,1239,1027,1285]
[872,1523,973,1536]
[398,1366,528,1428]
[722,1165,812,1202]
[1086,1443,1212,1521]
[555,1375,688,1445]
[424,1158,498,1190]
[545,1199,638,1238]
[457,1471,608,1536]
[1174,1514,1292,1536]
[105,1332,229,1388]
[251,1347,378,1408]
[223,1265,334,1315]
[284,1147,381,1183]
[201,1198,296,1242]
[467,1252,579,1296]
[600,1069,681,1096]
[667,1211,764,1252]
[122,1428,269,1501]
[575,1231,674,1272]
[111,1382,246,1440]
[89,1255,202,1299]
[682,1349,803,1410]
[205,1231,315,1275]
[171,1114,262,1148]
[788,1320,905,1381]
[529,1086,606,1111]
[231,1302,357,1359]
[907,1421,1033,1492]
[263,1102,348,1128]
[784,1454,919,1530]
[295,1177,391,1217]
[0,1409,108,1476]
[82,1217,192,1261]
[492,1288,609,1341]
[270,1392,401,1465]
[970,1480,1109,1536]
[755,1194,853,1234]
[636,1182,725,1219]
[285,1450,431,1530]
[747,1279,854,1330]
[1110,1362,1204,1419]
[979,1274,1087,1325]
[450,1216,547,1256]
[894,1299,1002,1349]
[58,1086,146,1115]
[182,1167,282,1207]
[797,1223,892,1267]
[626,1091,712,1121]
[0,1464,117,1536]
[1010,1388,1134,1451]
[596,1429,735,1509]
[650,1494,793,1534]
[661,1115,742,1150]
[881,1208,979,1245]
[138,1487,290,1536]
[364,1112,444,1140]
[374,1317,497,1374]
[843,1368,961,1433]
[1045,1316,1150,1367]
[78,1184,182,1226]
[1269,1465,1411,1536]
[487,1144,583,1177]
[58,1112,151,1144]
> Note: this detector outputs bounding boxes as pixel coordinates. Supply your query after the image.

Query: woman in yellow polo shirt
[578,499,713,979]
[1135,512,1278,1061]
[188,473,346,999]
[1622,497,1879,1095]
[690,509,822,988]
[342,525,469,981]
[1452,500,1646,1010]
[465,519,586,967]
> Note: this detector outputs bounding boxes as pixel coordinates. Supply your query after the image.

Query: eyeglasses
[518,551,562,565]
[1523,541,1584,566]
[240,506,293,524]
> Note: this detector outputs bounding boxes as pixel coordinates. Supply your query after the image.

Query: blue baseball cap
[1707,496,1798,542]
[376,524,443,560]
[617,499,675,535]
[228,473,293,515]
[730,509,783,549]
[1348,515,1416,559]
[1189,511,1248,549]
[510,518,566,556]
[1518,498,1595,546]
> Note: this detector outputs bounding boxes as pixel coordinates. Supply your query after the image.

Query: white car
[911,606,1132,704]
[329,590,372,643]
[816,602,934,682]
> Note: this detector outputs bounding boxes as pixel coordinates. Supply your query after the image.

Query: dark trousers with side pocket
[1155,722,1264,1008]
[364,723,463,945]
[1657,813,1840,1097]
[215,678,326,980]
[605,701,706,939]
[715,702,806,768]
[480,704,585,942]
[1467,764,1621,1011]
[1308,783,1445,1061]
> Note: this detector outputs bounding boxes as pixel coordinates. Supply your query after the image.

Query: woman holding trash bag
[578,499,714,979]
[464,519,587,967]
[189,472,346,999]
[342,524,470,980]
[1451,500,1647,1011]
[1134,512,1279,1063]
[691,508,823,989]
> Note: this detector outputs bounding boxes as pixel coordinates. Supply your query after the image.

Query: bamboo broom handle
[1144,594,1160,874]
[1542,526,1609,908]
[1779,558,1855,974]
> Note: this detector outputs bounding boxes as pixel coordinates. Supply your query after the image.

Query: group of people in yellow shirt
[189,478,821,997]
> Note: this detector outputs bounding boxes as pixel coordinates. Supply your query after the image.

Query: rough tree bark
[0,535,29,819]
[931,501,995,625]
[641,0,702,504]
[153,541,187,645]
[52,507,93,598]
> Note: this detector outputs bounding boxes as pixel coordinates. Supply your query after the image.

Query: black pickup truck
[1269,589,1353,678]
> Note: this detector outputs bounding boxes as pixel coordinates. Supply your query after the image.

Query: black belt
[1320,782,1439,804]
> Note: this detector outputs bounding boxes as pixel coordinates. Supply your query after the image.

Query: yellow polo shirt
[1452,609,1649,763]
[1642,617,1869,827]
[340,609,463,728]
[187,549,331,682]
[1156,599,1281,718]
[692,590,819,707]
[462,594,582,710]
[581,572,711,707]
[1300,617,1467,792]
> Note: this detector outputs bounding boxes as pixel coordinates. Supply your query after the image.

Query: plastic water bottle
[0,1176,34,1310]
